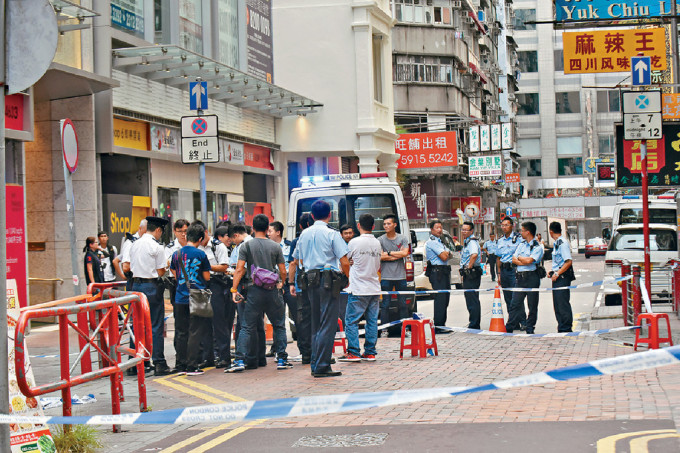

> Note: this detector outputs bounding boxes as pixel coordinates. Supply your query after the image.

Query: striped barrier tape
[2,345,679,425]
[343,276,632,296]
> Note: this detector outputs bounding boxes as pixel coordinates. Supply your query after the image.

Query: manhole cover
[293,433,388,448]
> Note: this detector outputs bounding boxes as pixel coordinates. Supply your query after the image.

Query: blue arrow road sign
[189,81,208,110]
[631,56,651,86]
[505,207,513,217]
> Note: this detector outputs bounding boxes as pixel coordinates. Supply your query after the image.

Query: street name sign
[556,0,676,21]
[622,90,663,140]
[181,115,219,163]
[631,56,651,86]
[189,81,208,110]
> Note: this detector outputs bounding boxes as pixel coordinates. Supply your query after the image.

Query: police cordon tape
[341,276,632,295]
[2,345,679,425]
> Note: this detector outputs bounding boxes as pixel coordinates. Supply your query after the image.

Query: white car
[603,224,678,306]
[411,228,461,293]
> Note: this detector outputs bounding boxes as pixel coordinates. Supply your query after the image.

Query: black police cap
[145,216,169,230]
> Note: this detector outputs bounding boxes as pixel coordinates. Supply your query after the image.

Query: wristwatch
[288,282,295,286]
[230,287,238,293]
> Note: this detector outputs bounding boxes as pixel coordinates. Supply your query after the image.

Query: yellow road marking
[630,433,680,452]
[597,429,676,452]
[173,375,247,402]
[185,420,264,453]
[160,423,236,453]
[154,375,224,405]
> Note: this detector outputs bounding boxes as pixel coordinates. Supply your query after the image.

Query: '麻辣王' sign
[396,131,458,169]
[615,123,680,187]
[563,28,667,74]
[556,0,676,21]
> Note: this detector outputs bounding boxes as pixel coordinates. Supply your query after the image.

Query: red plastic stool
[634,313,674,350]
[400,319,438,358]
[333,318,347,354]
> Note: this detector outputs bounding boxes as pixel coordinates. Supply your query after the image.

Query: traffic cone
[265,316,274,345]
[489,286,506,332]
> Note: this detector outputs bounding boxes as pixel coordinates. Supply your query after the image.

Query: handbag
[179,253,213,318]
[244,241,280,290]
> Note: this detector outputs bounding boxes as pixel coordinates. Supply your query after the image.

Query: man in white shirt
[339,214,382,363]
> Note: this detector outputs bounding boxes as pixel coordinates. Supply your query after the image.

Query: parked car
[585,237,607,258]
[412,228,461,296]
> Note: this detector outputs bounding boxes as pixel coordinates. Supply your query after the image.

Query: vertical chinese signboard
[563,28,667,74]
[6,185,27,309]
[615,123,680,187]
[395,131,458,169]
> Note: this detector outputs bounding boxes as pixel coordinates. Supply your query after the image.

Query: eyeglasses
[175,229,188,235]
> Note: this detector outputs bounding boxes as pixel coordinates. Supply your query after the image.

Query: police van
[287,172,416,331]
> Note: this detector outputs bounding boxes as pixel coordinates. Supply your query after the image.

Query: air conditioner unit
[452,1,462,8]
[465,16,474,24]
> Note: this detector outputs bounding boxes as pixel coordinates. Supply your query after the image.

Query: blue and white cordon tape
[2,345,678,425]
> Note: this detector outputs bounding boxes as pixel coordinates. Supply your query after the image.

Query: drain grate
[292,433,388,448]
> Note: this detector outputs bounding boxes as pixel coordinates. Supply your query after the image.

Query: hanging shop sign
[468,155,503,178]
[150,125,179,154]
[615,123,680,187]
[395,131,458,169]
[244,143,274,170]
[556,0,676,21]
[221,139,245,165]
[113,117,149,151]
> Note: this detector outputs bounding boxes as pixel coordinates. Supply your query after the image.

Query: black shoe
[301,356,311,365]
[245,363,258,370]
[265,348,275,357]
[312,368,342,378]
[330,357,336,365]
[215,360,230,369]
[526,329,535,335]
[172,364,187,374]
[154,363,172,376]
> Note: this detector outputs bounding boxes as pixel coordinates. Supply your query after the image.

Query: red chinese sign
[451,196,481,219]
[5,94,24,131]
[244,144,274,170]
[505,173,520,183]
[623,136,666,173]
[396,131,458,169]
[6,185,27,308]
[563,28,667,74]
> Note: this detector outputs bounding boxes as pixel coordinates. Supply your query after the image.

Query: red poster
[6,185,27,308]
[5,94,24,131]
[244,144,274,170]
[396,131,458,169]
[451,196,482,219]
[623,137,666,173]
[505,173,520,183]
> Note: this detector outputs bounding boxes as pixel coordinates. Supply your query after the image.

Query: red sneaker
[338,354,361,362]
[361,354,376,362]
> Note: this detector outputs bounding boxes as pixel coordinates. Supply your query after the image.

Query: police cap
[145,216,169,231]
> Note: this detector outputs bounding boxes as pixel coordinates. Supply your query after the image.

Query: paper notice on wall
[7,279,55,453]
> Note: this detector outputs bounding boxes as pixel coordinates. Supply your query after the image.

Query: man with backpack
[229,214,292,372]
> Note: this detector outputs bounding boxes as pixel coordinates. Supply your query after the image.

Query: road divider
[3,345,678,425]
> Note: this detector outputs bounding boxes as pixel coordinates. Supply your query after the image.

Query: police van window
[619,208,676,225]
[348,194,398,237]
[296,196,345,235]
[609,229,677,252]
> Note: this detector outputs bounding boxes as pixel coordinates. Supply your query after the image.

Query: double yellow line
[598,429,680,452]
[153,370,260,452]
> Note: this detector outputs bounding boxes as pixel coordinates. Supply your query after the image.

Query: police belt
[429,264,451,271]
[516,269,538,279]
[299,268,348,293]
[500,262,516,271]
[132,277,160,283]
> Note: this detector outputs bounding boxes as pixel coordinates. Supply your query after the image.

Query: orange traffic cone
[265,316,274,345]
[489,286,506,332]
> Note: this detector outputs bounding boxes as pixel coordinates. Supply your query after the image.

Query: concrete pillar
[355,149,381,173]
[378,152,399,181]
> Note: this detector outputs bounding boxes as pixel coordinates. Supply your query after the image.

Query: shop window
[517,138,541,157]
[373,35,384,103]
[514,9,536,31]
[599,135,615,155]
[557,136,583,155]
[516,93,539,115]
[517,51,538,73]
[519,159,541,177]
[555,92,581,114]
[558,157,583,176]
[394,55,457,84]
[597,90,621,113]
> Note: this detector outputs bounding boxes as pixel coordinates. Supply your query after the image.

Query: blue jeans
[345,295,379,356]
[132,281,166,364]
[379,280,409,326]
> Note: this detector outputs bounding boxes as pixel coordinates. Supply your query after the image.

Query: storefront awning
[112,45,323,118]
[468,62,489,85]
[468,11,487,35]
[34,62,120,102]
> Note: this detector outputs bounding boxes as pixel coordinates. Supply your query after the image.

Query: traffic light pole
[641,140,652,299]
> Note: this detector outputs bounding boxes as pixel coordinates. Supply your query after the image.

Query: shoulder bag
[179,253,213,318]
[244,241,280,290]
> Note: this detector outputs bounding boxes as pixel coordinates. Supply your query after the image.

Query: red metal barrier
[15,294,150,432]
[631,266,642,326]
[669,260,680,318]
[622,263,631,325]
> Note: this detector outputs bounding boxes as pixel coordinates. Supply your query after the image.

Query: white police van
[287,172,416,333]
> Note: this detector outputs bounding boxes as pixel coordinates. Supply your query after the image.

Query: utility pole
[0,1,9,449]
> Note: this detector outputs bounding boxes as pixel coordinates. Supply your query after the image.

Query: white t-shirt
[347,234,382,296]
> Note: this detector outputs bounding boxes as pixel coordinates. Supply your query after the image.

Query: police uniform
[119,233,139,291]
[483,239,497,281]
[425,234,451,329]
[551,235,574,332]
[128,217,169,373]
[288,236,312,362]
[460,235,483,329]
[496,232,521,308]
[506,238,544,334]
[293,220,349,375]
[201,237,232,366]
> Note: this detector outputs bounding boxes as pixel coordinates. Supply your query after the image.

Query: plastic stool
[634,313,674,350]
[333,318,347,354]
[400,319,438,358]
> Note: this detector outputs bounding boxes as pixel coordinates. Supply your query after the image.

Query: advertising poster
[246,0,273,82]
[222,139,245,165]
[111,0,144,37]
[244,144,273,170]
[615,123,680,187]
[468,155,503,178]
[395,131,458,169]
[150,125,179,154]
[7,279,55,453]
[404,180,437,221]
[6,185,27,309]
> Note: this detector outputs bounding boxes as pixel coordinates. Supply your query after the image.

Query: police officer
[549,221,574,333]
[127,216,171,376]
[425,219,451,332]
[506,221,544,334]
[117,219,147,291]
[460,221,483,329]
[292,200,349,378]
[483,233,497,281]
[496,217,521,311]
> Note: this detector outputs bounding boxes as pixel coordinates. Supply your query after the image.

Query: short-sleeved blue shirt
[484,239,497,255]
[171,246,211,305]
[425,235,448,265]
[551,235,572,272]
[293,221,349,271]
[461,237,482,268]
[513,239,544,272]
[497,232,521,263]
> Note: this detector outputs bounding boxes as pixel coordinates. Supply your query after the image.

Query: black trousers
[429,269,451,328]
[499,266,516,310]
[209,279,236,363]
[463,271,482,329]
[307,284,339,373]
[173,302,190,368]
[187,313,212,369]
[281,288,298,340]
[552,276,573,332]
[296,289,313,359]
[487,255,497,280]
[506,272,540,333]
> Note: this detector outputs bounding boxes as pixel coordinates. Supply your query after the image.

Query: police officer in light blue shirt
[424,220,451,331]
[506,221,544,334]
[549,221,574,332]
[460,221,483,329]
[496,217,521,309]
[292,200,349,377]
[483,233,498,281]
